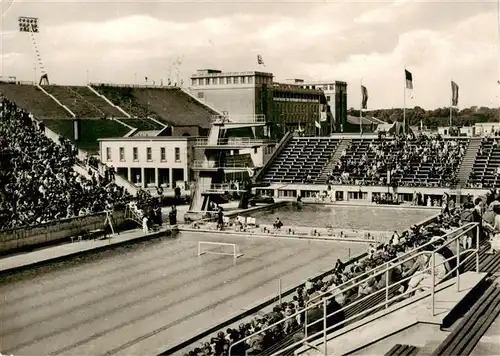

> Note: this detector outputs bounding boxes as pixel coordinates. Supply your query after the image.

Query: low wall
[0,210,126,255]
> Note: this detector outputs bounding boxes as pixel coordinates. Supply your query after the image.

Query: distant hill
[348,106,499,128]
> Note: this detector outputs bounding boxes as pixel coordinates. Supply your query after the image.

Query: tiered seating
[0,83,70,118]
[66,86,124,117]
[328,137,469,187]
[261,138,340,184]
[467,138,500,188]
[92,85,217,128]
[120,118,164,131]
[223,154,254,168]
[43,85,105,118]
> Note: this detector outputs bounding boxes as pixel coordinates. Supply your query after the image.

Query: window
[326,95,331,101]
[161,147,166,161]
[191,79,196,86]
[146,147,152,161]
[197,92,204,99]
[248,76,253,84]
[106,147,112,161]
[119,147,125,161]
[175,147,180,162]
[219,77,224,84]
[234,77,239,84]
[241,76,246,84]
[133,147,138,161]
[226,77,232,84]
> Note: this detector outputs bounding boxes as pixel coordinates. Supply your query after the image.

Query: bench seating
[431,282,500,356]
[385,344,419,356]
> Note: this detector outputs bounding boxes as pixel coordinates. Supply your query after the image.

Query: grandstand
[254,134,500,206]
[467,137,500,188]
[0,82,220,152]
[91,84,219,131]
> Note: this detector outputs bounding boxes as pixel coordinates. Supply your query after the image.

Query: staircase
[315,138,351,184]
[456,138,482,187]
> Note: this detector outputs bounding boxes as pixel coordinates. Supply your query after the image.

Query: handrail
[192,161,251,169]
[228,222,480,356]
[194,137,274,146]
[309,222,478,303]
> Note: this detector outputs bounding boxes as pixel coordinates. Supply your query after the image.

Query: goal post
[197,241,243,259]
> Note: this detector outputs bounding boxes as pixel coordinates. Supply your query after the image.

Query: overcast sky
[0,0,498,110]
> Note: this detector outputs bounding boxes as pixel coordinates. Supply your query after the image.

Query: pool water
[246,203,437,232]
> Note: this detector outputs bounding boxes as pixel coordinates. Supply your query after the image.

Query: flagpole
[450,79,453,128]
[403,66,406,136]
[360,79,363,136]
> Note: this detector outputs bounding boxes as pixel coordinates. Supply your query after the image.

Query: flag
[257,54,265,67]
[405,69,413,99]
[451,81,459,107]
[361,85,368,109]
[405,70,413,90]
[315,121,321,128]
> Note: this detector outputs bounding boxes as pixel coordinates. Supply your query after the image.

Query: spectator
[0,96,131,230]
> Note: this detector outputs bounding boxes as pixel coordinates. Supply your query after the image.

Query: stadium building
[188,69,348,138]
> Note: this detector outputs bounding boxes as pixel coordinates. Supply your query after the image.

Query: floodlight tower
[18,16,49,85]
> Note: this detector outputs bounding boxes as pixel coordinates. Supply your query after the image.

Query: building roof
[98,136,199,142]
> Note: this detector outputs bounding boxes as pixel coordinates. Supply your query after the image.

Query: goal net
[197,241,243,259]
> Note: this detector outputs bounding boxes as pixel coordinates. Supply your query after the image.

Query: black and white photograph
[0,0,499,355]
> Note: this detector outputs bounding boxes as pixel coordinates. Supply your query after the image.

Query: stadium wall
[0,210,126,255]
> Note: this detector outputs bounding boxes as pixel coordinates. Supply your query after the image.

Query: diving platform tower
[188,114,270,214]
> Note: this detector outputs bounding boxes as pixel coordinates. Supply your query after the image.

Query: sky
[0,0,499,110]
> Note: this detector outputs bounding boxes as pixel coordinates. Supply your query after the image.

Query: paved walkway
[184,222,391,244]
[0,227,172,274]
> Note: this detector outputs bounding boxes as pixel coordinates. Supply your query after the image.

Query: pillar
[141,167,145,187]
[155,167,159,187]
[169,168,173,189]
[127,167,131,181]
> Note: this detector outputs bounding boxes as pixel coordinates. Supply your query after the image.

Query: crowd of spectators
[328,135,467,188]
[0,96,132,230]
[183,192,499,356]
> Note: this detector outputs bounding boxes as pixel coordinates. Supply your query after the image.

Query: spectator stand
[228,221,481,356]
[0,96,132,231]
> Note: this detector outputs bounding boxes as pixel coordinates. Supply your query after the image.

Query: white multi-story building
[98,136,276,188]
[98,136,196,188]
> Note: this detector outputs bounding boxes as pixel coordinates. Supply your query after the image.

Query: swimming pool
[245,203,438,232]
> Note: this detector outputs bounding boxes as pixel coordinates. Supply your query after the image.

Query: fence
[229,222,480,356]
[0,210,126,254]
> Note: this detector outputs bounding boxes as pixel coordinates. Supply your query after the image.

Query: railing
[192,161,252,169]
[229,222,480,356]
[194,137,274,146]
[210,114,266,123]
[198,183,243,193]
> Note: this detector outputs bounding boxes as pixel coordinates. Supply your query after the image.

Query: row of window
[191,76,273,86]
[106,146,181,162]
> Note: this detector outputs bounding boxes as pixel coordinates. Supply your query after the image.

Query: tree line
[348,106,499,128]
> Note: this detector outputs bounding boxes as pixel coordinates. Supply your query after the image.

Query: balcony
[210,114,266,125]
[194,137,274,148]
[191,160,252,171]
[198,183,243,193]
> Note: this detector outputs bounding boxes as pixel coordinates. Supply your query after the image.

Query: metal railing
[210,114,266,123]
[198,183,243,193]
[229,222,480,356]
[192,161,251,169]
[194,137,274,146]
